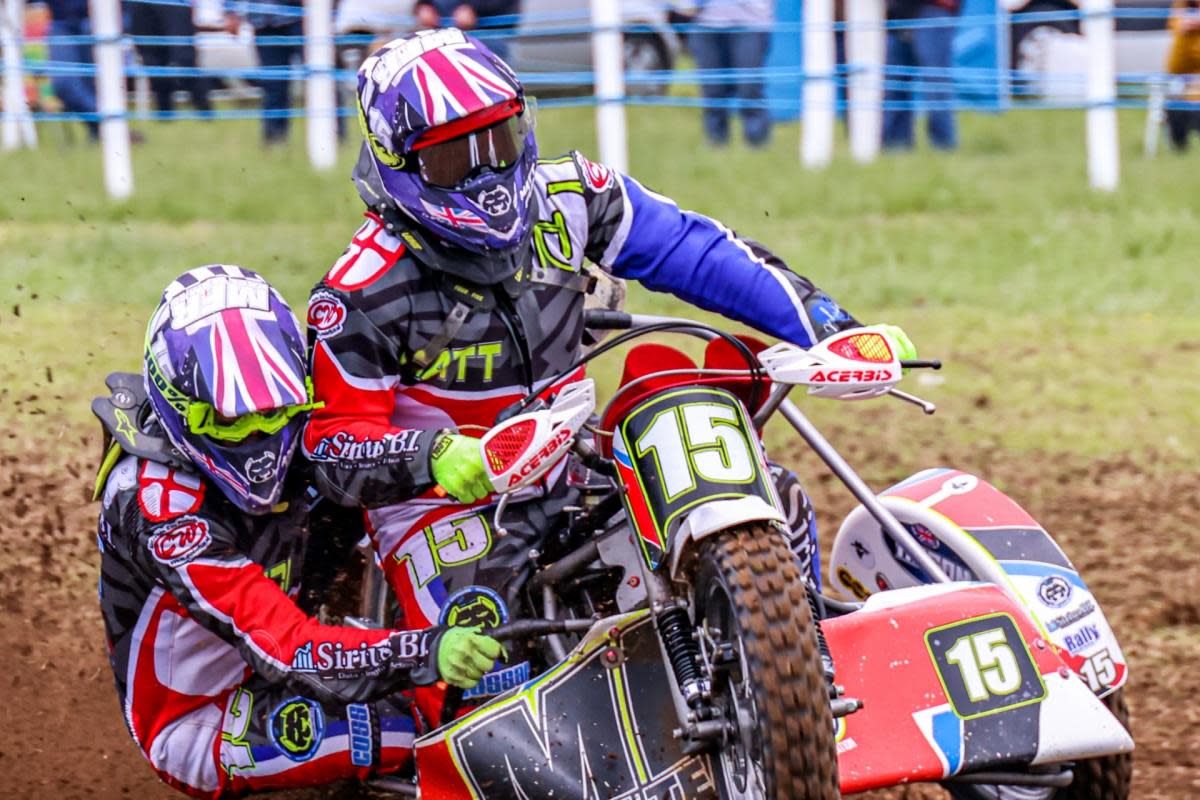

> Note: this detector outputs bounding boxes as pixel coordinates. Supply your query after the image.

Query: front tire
[946,689,1132,800]
[694,524,840,799]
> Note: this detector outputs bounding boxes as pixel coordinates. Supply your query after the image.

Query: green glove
[430,433,492,504]
[436,626,504,689]
[878,324,917,362]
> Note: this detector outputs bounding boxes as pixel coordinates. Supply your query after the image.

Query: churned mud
[0,431,1195,799]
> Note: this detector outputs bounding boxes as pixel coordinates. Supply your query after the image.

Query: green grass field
[1,106,1197,464]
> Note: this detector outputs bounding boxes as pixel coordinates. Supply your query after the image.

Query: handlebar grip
[486,618,596,642]
[900,359,942,370]
[583,309,634,330]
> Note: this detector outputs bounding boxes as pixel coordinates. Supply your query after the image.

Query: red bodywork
[823,583,1067,793]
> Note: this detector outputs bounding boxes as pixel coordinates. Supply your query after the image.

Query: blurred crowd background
[4,0,1200,152]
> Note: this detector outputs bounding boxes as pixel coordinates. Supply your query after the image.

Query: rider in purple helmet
[306,28,917,724]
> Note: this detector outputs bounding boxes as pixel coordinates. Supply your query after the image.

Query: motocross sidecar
[823,468,1133,795]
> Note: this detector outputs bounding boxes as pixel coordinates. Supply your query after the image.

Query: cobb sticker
[307,290,347,339]
[148,516,212,568]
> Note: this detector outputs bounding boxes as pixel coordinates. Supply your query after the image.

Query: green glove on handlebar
[430,433,492,504]
[436,626,504,689]
[878,324,917,362]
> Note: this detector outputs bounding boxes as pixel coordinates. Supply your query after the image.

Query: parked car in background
[333,0,679,95]
[1002,0,1174,77]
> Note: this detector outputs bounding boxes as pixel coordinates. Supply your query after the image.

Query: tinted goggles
[185,379,323,443]
[411,100,535,188]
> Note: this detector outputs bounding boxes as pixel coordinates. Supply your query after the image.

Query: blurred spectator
[882,0,959,151]
[246,0,304,144]
[45,0,98,140]
[675,0,774,148]
[127,0,213,115]
[414,1,520,59]
[1166,0,1200,150]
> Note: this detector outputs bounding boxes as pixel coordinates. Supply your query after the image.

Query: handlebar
[583,309,633,330]
[584,310,940,369]
[486,617,598,642]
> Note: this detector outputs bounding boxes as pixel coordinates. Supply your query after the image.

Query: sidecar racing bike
[352,311,1133,800]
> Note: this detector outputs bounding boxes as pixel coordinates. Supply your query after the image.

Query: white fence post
[1083,0,1118,190]
[590,0,626,172]
[846,0,885,163]
[304,0,337,170]
[92,0,132,198]
[2,0,34,150]
[801,0,834,168]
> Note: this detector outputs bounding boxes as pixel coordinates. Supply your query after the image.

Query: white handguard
[479,379,596,493]
[758,325,903,400]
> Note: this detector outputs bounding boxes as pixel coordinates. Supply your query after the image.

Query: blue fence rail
[4,1,1200,127]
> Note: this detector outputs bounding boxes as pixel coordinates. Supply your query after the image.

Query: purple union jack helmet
[356,28,537,255]
[144,266,317,514]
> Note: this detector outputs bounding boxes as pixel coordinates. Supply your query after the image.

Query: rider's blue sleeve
[587,173,858,348]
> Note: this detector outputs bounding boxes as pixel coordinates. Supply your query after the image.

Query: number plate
[925,613,1046,720]
[614,387,776,566]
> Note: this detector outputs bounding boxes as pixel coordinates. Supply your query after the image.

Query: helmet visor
[184,379,323,443]
[415,104,534,189]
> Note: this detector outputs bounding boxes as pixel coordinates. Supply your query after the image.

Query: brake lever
[887,388,936,415]
[494,396,546,425]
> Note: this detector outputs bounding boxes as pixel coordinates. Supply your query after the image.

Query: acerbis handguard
[758,326,903,401]
[479,379,596,493]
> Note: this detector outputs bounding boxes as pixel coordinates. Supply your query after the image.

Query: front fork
[638,556,747,746]
[639,539,859,748]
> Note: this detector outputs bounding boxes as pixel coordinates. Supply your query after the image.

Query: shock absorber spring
[806,586,837,692]
[656,605,708,707]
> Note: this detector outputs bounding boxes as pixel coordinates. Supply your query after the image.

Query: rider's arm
[303,228,443,508]
[134,509,440,705]
[576,153,861,347]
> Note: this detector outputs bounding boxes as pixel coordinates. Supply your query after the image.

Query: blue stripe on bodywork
[999,560,1088,591]
[932,709,963,775]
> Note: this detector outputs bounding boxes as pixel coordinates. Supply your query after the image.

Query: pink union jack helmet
[144,266,317,514]
[356,28,538,258]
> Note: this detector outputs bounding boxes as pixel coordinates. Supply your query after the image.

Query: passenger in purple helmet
[92,266,500,797]
[304,28,918,724]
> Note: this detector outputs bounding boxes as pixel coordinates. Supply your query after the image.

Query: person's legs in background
[881,28,916,149]
[913,4,958,150]
[1166,106,1190,150]
[48,18,98,139]
[690,27,734,146]
[129,3,177,113]
[730,29,772,147]
[161,1,211,112]
[255,20,304,143]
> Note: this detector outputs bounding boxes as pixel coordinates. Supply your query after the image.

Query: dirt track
[0,430,1196,799]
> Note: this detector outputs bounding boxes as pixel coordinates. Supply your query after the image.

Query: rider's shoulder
[322,211,419,295]
[97,450,210,532]
[91,371,213,528]
[535,151,619,196]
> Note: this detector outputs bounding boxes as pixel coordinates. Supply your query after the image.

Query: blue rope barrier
[10,2,1197,127]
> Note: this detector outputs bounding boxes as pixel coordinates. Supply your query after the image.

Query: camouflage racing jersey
[304,149,861,508]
